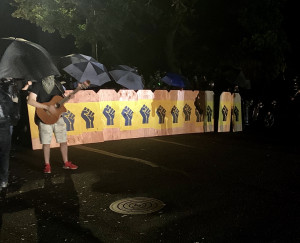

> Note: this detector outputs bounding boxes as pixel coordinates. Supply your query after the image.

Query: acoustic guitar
[36,80,90,124]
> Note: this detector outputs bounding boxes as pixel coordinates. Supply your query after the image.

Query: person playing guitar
[27,75,88,173]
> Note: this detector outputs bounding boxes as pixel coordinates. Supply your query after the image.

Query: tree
[11,0,198,73]
[11,0,132,60]
[11,0,288,89]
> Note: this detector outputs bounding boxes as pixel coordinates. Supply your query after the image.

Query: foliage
[12,0,130,50]
[11,0,289,89]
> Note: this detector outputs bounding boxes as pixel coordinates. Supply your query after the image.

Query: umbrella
[109,65,144,90]
[0,37,60,80]
[61,54,111,87]
[161,72,190,88]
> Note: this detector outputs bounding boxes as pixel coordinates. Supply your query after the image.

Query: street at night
[1,0,300,242]
[1,131,299,242]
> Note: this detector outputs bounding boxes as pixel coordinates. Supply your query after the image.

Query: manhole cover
[109,197,165,214]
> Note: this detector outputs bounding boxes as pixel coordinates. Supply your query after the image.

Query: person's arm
[22,81,32,91]
[27,92,45,109]
[27,92,56,114]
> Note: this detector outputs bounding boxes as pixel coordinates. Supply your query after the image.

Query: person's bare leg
[60,142,68,163]
[43,144,51,164]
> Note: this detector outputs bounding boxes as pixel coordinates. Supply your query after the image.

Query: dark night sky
[0,0,299,75]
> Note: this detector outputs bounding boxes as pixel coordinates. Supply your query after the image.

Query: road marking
[148,138,195,148]
[159,165,190,178]
[75,145,159,168]
[75,145,190,178]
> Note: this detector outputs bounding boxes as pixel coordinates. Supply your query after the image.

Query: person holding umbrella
[10,80,33,150]
[0,78,20,191]
[27,75,78,173]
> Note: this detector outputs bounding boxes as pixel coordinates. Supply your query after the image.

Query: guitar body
[36,95,67,124]
[35,80,90,125]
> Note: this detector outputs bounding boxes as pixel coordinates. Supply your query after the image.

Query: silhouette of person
[0,78,20,191]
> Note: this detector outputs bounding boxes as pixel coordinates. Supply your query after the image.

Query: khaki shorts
[38,117,67,144]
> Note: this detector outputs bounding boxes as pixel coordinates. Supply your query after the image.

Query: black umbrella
[109,65,144,90]
[0,37,60,80]
[61,54,111,87]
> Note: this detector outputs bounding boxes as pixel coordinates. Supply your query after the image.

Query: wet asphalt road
[0,130,299,243]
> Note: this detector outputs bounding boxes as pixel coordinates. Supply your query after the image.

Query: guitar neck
[58,86,82,106]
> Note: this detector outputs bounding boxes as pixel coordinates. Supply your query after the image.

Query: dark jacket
[0,86,20,127]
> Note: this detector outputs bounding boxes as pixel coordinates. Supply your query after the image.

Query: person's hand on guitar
[44,104,57,115]
[68,83,85,100]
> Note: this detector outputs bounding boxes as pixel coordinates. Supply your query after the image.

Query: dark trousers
[0,124,11,184]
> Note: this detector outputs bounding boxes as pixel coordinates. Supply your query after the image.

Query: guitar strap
[54,80,66,98]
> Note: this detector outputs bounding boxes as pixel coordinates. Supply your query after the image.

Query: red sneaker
[44,164,51,173]
[63,161,78,170]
